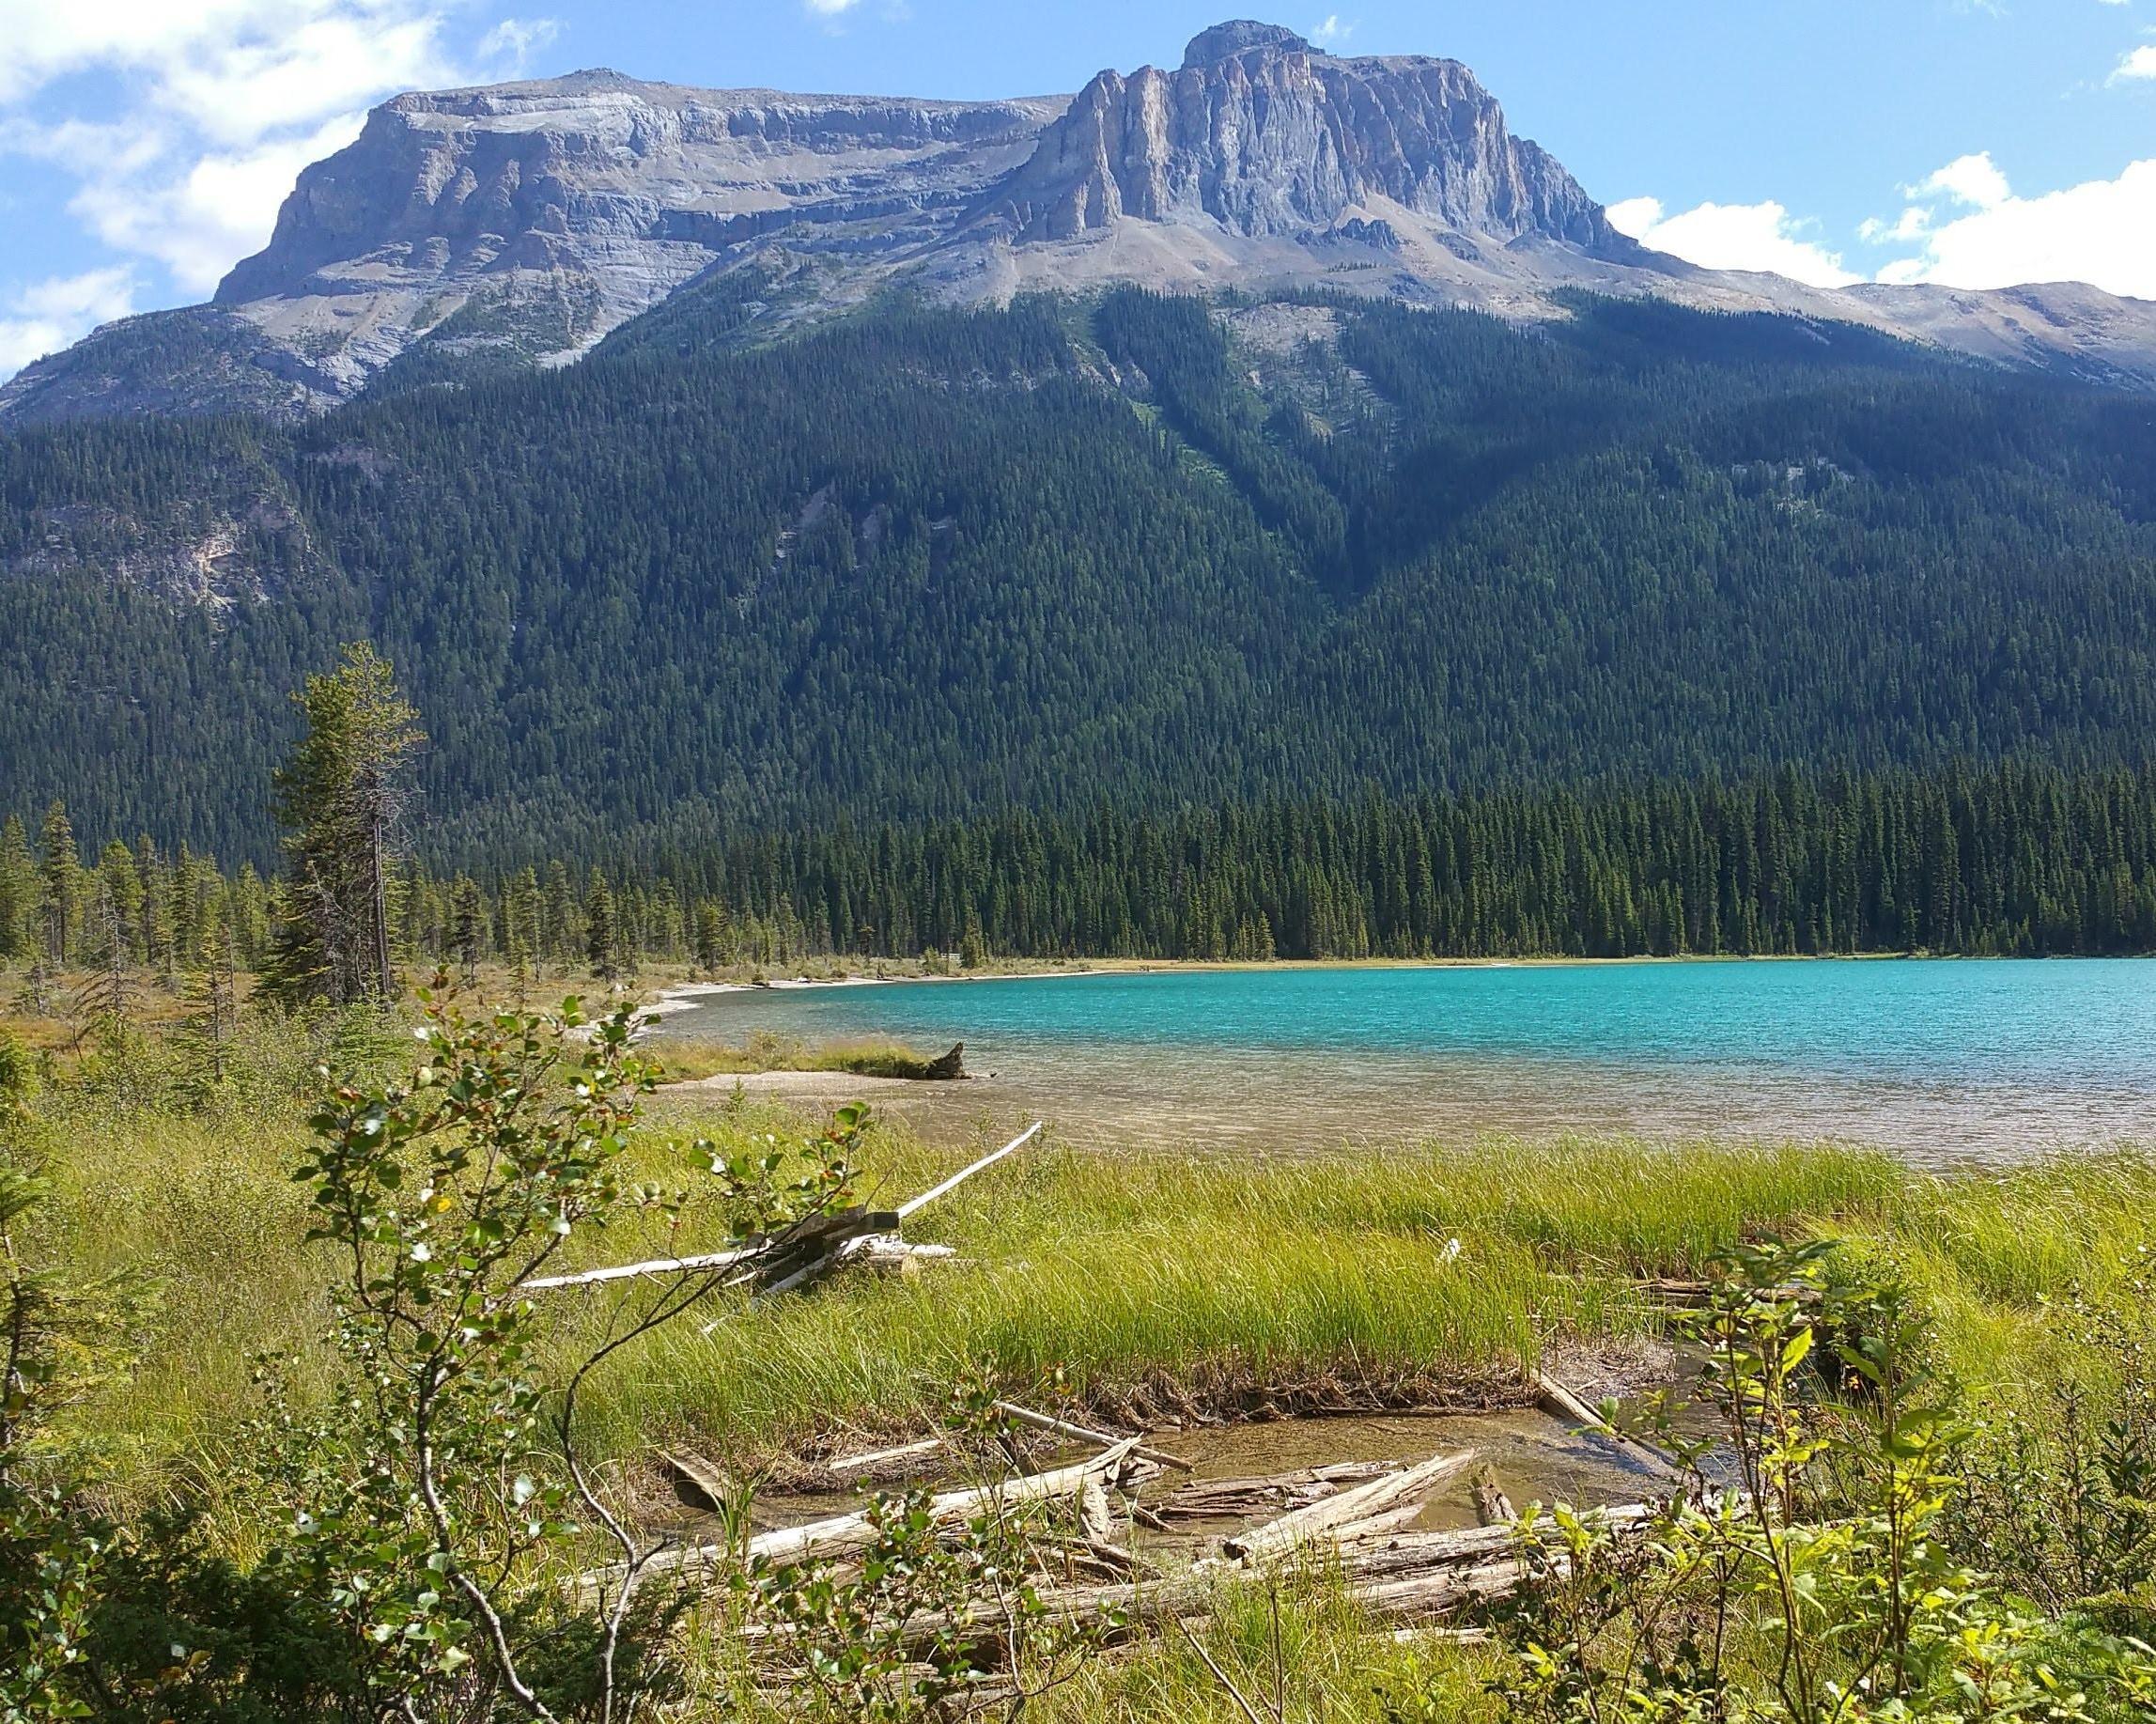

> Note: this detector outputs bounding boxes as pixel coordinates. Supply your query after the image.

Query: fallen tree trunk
[1534,1372,1679,1477]
[732,1498,1670,1658]
[522,1244,754,1291]
[530,1120,1040,1298]
[1149,1461,1397,1524]
[1472,1463,1516,1527]
[829,1436,945,1475]
[626,1437,1142,1583]
[991,1400,1193,1472]
[895,1122,1043,1220]
[1226,1449,1477,1562]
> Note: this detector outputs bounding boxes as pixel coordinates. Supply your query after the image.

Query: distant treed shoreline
[8,761,2156,977]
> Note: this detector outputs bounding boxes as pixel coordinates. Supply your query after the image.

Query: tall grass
[17,1059,2153,1506]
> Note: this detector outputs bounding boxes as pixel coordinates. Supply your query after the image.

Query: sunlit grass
[27,1056,2152,1521]
[654,1031,947,1082]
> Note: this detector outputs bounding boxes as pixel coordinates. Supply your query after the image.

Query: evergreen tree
[503,865,541,997]
[37,803,77,968]
[584,871,619,982]
[86,841,142,969]
[449,876,485,986]
[174,917,239,1095]
[0,815,32,961]
[133,835,170,978]
[74,885,134,1033]
[261,644,424,1006]
[693,900,725,974]
[542,861,578,976]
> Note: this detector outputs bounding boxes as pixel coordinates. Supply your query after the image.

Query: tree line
[15,757,2156,991]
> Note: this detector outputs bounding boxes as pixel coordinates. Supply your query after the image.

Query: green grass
[655,1031,951,1082]
[18,1047,2156,1723]
[24,1065,2154,1512]
[680,1563,1512,1721]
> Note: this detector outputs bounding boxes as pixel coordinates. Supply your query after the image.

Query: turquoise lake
[654,959,2156,1159]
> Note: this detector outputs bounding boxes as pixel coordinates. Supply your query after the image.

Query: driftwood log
[1534,1371,1680,1478]
[745,1500,1665,1656]
[613,1437,1144,1586]
[829,1436,945,1475]
[1226,1448,1478,1562]
[991,1400,1194,1472]
[1147,1461,1397,1525]
[529,1121,1041,1298]
[1472,1463,1517,1527]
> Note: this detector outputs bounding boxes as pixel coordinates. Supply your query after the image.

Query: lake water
[653,959,2156,1160]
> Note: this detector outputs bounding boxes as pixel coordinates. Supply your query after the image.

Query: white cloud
[1910,151,2012,210]
[1858,206,1931,244]
[2113,45,2156,80]
[0,1,456,125]
[150,12,452,147]
[803,0,862,12]
[1874,156,2156,297]
[1606,195,1858,288]
[0,267,135,378]
[0,3,555,318]
[69,112,370,295]
[479,16,561,69]
[1311,15,1355,45]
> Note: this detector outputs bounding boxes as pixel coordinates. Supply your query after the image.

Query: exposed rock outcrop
[988,23,1620,254]
[7,21,2156,425]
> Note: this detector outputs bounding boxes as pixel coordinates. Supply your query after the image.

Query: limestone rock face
[8,21,2156,425]
[993,26,1618,253]
[2,70,1062,422]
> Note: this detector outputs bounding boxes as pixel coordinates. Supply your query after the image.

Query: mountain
[8,21,2156,425]
[7,286,2156,864]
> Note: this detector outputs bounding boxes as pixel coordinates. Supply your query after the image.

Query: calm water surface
[655,960,2156,1160]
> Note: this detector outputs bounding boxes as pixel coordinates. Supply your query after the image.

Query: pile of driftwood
[630,1391,1671,1658]
[702,1431,1659,1654]
[523,1122,1042,1298]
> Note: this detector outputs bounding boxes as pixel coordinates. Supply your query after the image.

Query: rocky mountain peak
[990,22,1619,253]
[1181,21,1312,67]
[8,18,2156,427]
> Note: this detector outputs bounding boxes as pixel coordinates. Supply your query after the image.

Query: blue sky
[3,0,2154,377]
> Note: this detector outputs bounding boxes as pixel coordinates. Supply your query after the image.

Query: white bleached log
[522,1244,754,1291]
[991,1399,1195,1471]
[1079,1475,1120,1545]
[894,1122,1044,1219]
[1534,1371,1679,1476]
[1472,1463,1517,1526]
[1226,1449,1477,1562]
[828,1436,945,1474]
[623,1437,1143,1585]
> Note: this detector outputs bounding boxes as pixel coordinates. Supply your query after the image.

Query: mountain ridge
[8,20,2156,425]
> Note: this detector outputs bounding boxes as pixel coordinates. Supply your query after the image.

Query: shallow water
[655,959,2156,1160]
[746,1407,1661,1548]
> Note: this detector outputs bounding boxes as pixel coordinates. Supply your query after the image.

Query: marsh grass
[655,1031,947,1082]
[23,1052,2154,1524]
[680,1559,1512,1721]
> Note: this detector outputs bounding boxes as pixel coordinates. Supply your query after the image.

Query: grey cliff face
[216,70,1058,307]
[992,27,1618,252]
[7,21,2156,426]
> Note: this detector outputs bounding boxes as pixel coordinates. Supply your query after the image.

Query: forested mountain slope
[5,287,2156,865]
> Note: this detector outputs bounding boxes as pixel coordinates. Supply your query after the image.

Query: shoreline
[643,946,2089,1022]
